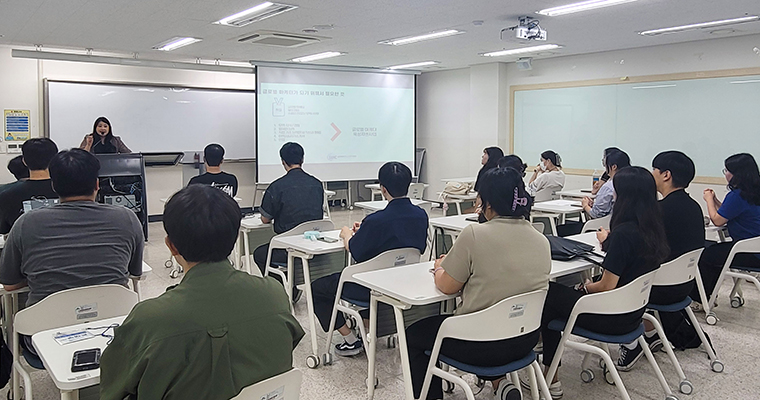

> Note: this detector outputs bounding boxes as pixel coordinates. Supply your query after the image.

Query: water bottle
[592,169,601,185]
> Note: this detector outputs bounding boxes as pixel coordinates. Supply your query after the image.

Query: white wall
[0,45,257,215]
[418,33,760,209]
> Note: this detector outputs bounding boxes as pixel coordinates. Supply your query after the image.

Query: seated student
[407,168,551,400]
[100,185,304,400]
[253,142,324,277]
[617,151,705,370]
[0,138,59,234]
[0,149,144,306]
[582,148,631,219]
[311,162,428,356]
[188,143,238,197]
[529,150,566,202]
[539,167,669,398]
[693,153,760,306]
[497,154,528,177]
[474,146,504,192]
[7,155,29,181]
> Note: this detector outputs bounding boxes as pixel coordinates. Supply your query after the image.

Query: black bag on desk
[546,235,604,266]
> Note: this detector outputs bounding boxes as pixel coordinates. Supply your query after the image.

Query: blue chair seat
[648,297,692,313]
[548,319,645,344]
[424,350,536,377]
[341,296,369,308]
[271,262,287,268]
[22,348,45,370]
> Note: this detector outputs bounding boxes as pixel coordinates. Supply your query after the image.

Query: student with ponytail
[528,150,566,202]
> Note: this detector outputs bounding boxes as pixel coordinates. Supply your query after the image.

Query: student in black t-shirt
[0,138,59,234]
[538,167,669,397]
[188,144,238,197]
[7,155,29,181]
[617,151,706,370]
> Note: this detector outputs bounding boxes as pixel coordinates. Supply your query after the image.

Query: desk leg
[60,389,79,400]
[367,295,379,399]
[301,257,320,357]
[285,255,294,304]
[243,230,251,274]
[392,305,415,400]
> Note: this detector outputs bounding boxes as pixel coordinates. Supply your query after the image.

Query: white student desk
[32,315,126,398]
[438,178,478,214]
[355,241,605,400]
[237,215,275,275]
[532,199,586,225]
[129,262,152,301]
[556,189,596,200]
[0,285,30,347]
[268,230,346,364]
[428,214,477,258]
[353,199,432,216]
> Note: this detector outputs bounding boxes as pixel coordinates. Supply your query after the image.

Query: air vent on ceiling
[237,31,324,48]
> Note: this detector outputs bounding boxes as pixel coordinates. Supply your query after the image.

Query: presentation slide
[257,67,415,183]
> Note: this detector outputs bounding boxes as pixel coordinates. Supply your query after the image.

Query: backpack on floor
[658,310,710,350]
[1,334,11,388]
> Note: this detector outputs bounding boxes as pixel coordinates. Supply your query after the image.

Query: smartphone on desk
[71,348,101,372]
[317,236,339,243]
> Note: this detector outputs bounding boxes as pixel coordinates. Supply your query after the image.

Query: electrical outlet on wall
[7,143,22,154]
[0,142,6,154]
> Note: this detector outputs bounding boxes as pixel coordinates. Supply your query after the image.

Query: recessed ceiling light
[481,44,561,57]
[378,29,465,46]
[730,79,760,84]
[639,15,760,36]
[215,2,298,27]
[709,28,736,35]
[537,0,638,17]
[386,61,439,70]
[631,84,677,89]
[290,51,345,63]
[152,37,202,51]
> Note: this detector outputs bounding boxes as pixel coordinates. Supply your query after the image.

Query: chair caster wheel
[580,369,595,383]
[602,365,615,385]
[476,378,486,389]
[322,353,333,366]
[387,335,397,349]
[442,380,455,394]
[665,396,679,400]
[705,312,718,325]
[164,260,173,268]
[306,355,320,369]
[679,380,693,395]
[711,360,724,373]
[598,358,606,369]
[730,296,744,308]
[169,269,180,279]
[366,377,379,388]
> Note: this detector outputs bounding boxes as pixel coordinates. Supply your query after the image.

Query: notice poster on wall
[4,109,31,141]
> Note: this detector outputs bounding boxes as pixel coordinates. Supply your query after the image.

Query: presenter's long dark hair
[725,153,760,206]
[610,166,669,265]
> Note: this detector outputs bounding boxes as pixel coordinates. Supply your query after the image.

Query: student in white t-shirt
[528,150,566,202]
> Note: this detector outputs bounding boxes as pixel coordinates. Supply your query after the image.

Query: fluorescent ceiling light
[290,51,345,63]
[378,29,464,46]
[631,84,676,89]
[730,79,760,84]
[537,0,638,16]
[215,2,298,27]
[481,44,561,57]
[387,61,439,70]
[639,16,760,36]
[152,37,202,51]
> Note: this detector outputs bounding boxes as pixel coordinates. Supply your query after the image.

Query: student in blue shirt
[694,153,760,303]
[582,149,631,219]
[311,162,428,356]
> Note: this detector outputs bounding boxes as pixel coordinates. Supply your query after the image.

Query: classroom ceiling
[1,0,759,70]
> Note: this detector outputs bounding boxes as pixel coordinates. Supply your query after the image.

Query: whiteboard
[513,73,760,178]
[45,81,256,159]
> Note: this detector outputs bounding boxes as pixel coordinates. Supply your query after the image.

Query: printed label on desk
[393,255,407,266]
[75,303,98,320]
[54,330,94,345]
[261,385,285,400]
[509,303,526,318]
[68,373,91,381]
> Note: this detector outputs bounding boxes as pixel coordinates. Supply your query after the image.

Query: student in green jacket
[100,184,304,400]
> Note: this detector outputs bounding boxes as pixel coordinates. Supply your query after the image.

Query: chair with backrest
[231,368,302,400]
[322,248,421,365]
[701,236,760,325]
[409,183,427,200]
[581,215,611,233]
[12,284,138,400]
[544,271,678,400]
[419,290,552,400]
[646,249,723,383]
[264,219,336,302]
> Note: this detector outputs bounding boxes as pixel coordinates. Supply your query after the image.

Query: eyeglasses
[86,323,120,345]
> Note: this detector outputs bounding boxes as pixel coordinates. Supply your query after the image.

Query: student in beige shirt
[406,167,551,400]
[528,150,566,202]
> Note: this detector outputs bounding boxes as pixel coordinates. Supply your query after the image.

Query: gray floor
[3,207,759,399]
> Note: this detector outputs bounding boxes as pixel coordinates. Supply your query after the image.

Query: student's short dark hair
[21,138,58,171]
[652,151,696,189]
[605,149,631,172]
[497,155,528,177]
[478,167,533,219]
[8,155,29,180]
[49,149,100,197]
[204,143,225,167]
[280,142,304,166]
[163,185,241,263]
[378,162,412,197]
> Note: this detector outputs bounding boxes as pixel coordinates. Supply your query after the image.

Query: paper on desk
[54,330,94,345]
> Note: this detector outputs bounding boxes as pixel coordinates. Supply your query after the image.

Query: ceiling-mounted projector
[502,16,547,41]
